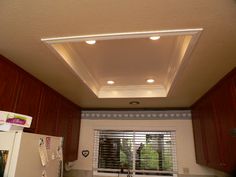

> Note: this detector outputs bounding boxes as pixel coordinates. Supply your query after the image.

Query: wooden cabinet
[57,99,81,162]
[0,57,20,111]
[192,102,208,165]
[211,77,236,171]
[200,96,221,169]
[33,86,81,162]
[192,67,236,173]
[36,87,61,136]
[66,105,81,161]
[0,54,81,162]
[15,73,43,132]
[57,99,71,160]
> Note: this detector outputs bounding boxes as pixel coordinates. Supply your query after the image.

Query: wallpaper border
[81,110,191,120]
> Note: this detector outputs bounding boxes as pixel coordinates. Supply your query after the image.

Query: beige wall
[73,118,215,176]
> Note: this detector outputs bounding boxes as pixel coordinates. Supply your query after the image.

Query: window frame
[93,129,178,177]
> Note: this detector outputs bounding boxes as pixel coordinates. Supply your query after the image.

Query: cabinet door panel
[0,58,20,111]
[57,99,71,161]
[231,74,236,170]
[57,100,81,162]
[211,78,236,172]
[15,73,43,132]
[66,103,80,161]
[192,68,236,172]
[67,106,81,161]
[192,104,208,165]
[36,87,60,136]
[201,97,221,169]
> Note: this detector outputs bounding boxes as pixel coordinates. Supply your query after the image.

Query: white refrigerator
[0,130,63,177]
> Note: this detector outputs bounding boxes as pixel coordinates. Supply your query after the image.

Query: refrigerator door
[0,131,21,177]
[14,132,63,177]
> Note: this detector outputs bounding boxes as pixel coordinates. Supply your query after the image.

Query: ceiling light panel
[42,29,203,98]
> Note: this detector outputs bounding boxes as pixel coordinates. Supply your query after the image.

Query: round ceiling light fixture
[129,101,140,105]
[146,79,155,83]
[107,80,115,85]
[149,36,160,40]
[85,40,96,45]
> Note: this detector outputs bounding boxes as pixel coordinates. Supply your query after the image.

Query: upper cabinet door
[200,97,221,169]
[36,87,61,136]
[232,71,236,103]
[191,103,208,165]
[0,58,20,111]
[66,105,81,161]
[192,68,236,173]
[56,98,71,160]
[211,76,236,172]
[15,73,43,132]
[57,100,81,162]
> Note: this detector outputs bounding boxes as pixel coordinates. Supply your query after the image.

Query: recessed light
[149,36,160,40]
[129,101,140,105]
[146,79,155,83]
[107,80,115,85]
[85,40,96,45]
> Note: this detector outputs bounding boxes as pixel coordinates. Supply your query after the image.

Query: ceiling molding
[41,28,203,43]
[98,85,166,98]
[42,28,203,98]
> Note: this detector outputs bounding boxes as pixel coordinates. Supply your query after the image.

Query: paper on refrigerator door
[58,160,63,177]
[56,145,63,160]
[42,170,48,177]
[38,138,49,166]
[0,111,32,128]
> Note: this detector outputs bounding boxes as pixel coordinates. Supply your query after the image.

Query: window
[93,130,177,176]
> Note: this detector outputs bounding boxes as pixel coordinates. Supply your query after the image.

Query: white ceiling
[0,0,236,108]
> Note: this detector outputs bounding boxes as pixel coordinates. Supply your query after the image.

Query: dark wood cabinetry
[0,59,20,111]
[0,54,81,162]
[211,76,236,171]
[57,99,71,160]
[66,105,81,161]
[192,102,208,165]
[192,68,236,173]
[56,99,80,161]
[36,87,61,136]
[15,73,43,132]
[201,96,221,169]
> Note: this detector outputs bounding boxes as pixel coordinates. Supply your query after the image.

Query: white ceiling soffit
[42,29,202,98]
